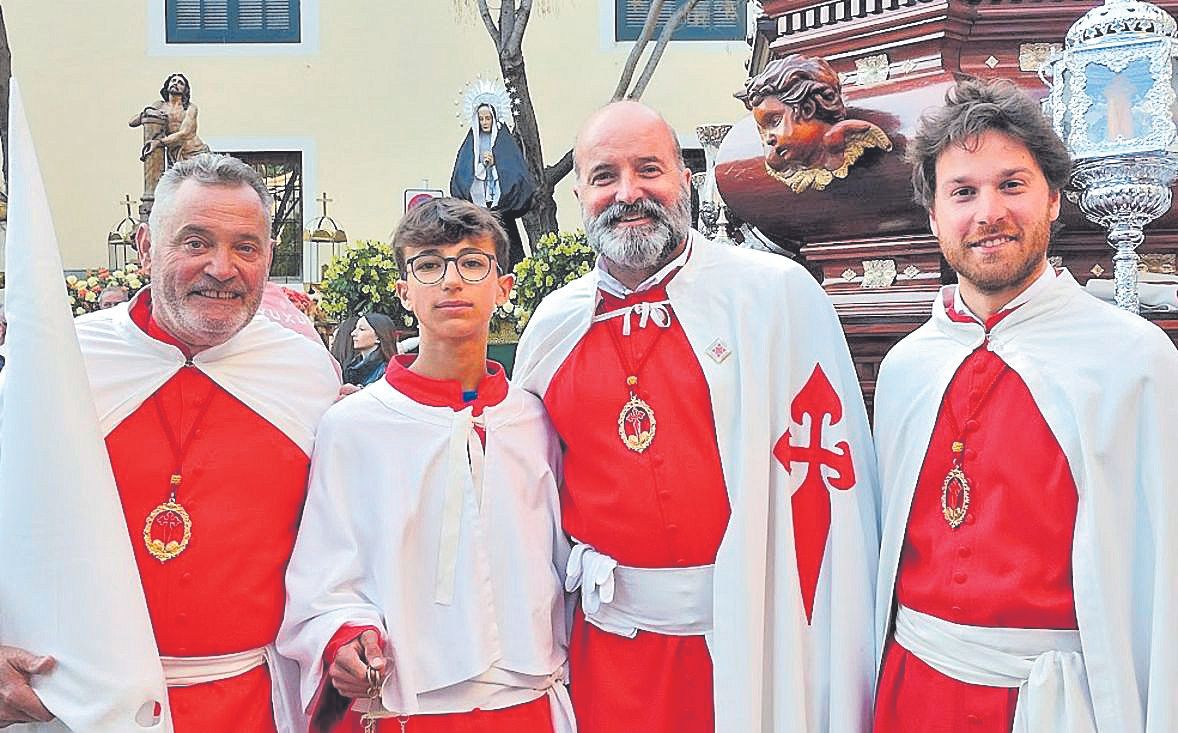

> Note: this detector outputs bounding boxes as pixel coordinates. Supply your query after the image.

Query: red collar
[129,289,195,358]
[384,354,509,415]
[942,288,1020,332]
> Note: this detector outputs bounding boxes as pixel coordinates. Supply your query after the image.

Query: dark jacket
[343,350,388,387]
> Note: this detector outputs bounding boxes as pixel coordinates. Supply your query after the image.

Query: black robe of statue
[450,123,537,267]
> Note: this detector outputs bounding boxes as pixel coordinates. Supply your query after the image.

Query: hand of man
[328,630,386,699]
[336,384,362,401]
[0,646,55,728]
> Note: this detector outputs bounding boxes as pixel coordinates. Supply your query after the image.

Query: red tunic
[543,278,731,733]
[320,356,553,733]
[874,308,1079,733]
[104,295,311,733]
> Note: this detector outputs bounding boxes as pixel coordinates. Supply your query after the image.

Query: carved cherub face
[752,96,833,172]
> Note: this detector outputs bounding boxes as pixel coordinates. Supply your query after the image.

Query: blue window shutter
[616,0,745,42]
[166,0,300,44]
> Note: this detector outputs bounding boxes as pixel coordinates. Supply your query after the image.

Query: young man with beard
[512,101,880,732]
[873,79,1178,732]
[0,153,339,731]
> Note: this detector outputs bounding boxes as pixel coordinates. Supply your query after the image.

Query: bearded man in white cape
[511,101,880,732]
[873,79,1178,732]
[0,153,339,731]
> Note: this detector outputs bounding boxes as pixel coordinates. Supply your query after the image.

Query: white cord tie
[593,300,672,336]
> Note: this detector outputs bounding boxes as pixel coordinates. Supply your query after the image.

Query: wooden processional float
[717,0,1178,408]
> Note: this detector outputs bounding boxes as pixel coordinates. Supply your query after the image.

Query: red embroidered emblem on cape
[773,364,856,624]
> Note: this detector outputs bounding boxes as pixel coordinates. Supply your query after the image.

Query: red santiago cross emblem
[772,364,856,625]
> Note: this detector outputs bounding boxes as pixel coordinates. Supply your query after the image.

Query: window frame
[149,0,319,56]
[614,0,747,42]
[165,0,301,44]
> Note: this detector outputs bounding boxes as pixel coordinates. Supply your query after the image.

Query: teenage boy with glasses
[279,198,574,733]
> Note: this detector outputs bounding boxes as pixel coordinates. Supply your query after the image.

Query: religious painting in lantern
[735,55,893,194]
[1083,58,1153,143]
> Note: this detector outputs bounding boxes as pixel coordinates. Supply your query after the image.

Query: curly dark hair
[906,78,1072,209]
[735,55,846,124]
[159,73,192,109]
[390,197,510,275]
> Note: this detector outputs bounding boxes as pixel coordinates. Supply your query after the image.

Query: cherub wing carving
[825,119,893,178]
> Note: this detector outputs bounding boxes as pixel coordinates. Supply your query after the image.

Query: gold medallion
[618,394,657,453]
[143,499,192,562]
[941,465,971,529]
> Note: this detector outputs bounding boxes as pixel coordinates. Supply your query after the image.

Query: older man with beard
[513,101,880,732]
[0,153,339,731]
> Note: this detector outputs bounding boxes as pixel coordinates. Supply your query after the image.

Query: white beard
[584,187,692,271]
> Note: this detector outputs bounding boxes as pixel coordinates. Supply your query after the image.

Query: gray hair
[148,153,274,238]
[906,78,1071,209]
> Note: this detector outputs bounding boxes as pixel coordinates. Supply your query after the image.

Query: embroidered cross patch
[706,338,732,364]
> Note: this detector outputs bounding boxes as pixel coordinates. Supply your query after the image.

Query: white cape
[279,378,569,718]
[874,271,1178,732]
[74,296,339,453]
[513,233,880,732]
[0,78,171,733]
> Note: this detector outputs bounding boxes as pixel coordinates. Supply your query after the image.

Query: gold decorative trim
[143,501,192,563]
[763,124,893,194]
[1139,253,1176,274]
[1019,43,1062,73]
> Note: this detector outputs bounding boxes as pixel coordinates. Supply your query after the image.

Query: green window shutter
[617,0,746,42]
[166,0,300,44]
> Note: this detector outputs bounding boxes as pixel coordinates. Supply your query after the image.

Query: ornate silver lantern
[1042,0,1178,312]
[695,124,732,241]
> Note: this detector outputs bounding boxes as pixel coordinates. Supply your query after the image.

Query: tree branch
[612,0,665,100]
[628,0,702,99]
[506,0,534,54]
[544,149,575,187]
[474,0,500,48]
[499,0,515,48]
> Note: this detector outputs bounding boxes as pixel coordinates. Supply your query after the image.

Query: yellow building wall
[3,0,751,272]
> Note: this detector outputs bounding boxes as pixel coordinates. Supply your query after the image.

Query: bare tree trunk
[470,0,700,243]
[501,50,560,237]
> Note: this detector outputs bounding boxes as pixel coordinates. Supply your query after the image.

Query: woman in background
[343,313,397,386]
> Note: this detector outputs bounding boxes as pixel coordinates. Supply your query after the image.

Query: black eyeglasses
[404,252,499,285]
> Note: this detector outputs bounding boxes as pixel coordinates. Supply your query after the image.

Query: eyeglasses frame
[403,251,501,285]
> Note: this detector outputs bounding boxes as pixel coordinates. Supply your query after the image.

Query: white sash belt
[365,668,577,733]
[160,645,269,688]
[894,606,1097,733]
[565,542,712,638]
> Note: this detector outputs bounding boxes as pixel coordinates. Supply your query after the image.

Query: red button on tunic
[543,280,730,733]
[874,342,1079,733]
[104,296,311,732]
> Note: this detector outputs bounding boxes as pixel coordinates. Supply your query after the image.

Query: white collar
[595,238,692,299]
[952,262,1057,323]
